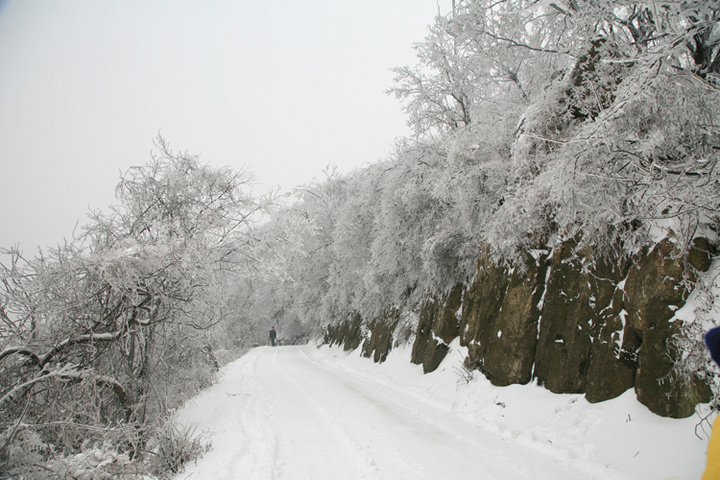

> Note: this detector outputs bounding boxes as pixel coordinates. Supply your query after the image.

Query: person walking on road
[269,326,277,347]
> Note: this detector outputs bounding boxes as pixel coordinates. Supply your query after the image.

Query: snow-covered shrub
[668,262,720,403]
[0,138,261,478]
[46,445,149,480]
[2,426,49,470]
[547,65,720,259]
[454,362,477,388]
[146,418,211,479]
[0,426,150,480]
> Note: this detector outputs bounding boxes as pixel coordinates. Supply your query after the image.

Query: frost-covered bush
[1,425,150,480]
[1,420,210,480]
[146,418,211,479]
[2,427,49,471]
[46,445,147,480]
[669,264,720,402]
[0,138,260,478]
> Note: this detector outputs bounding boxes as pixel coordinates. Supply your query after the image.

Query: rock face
[411,284,463,373]
[534,239,594,394]
[624,238,713,418]
[323,313,363,352]
[583,254,635,404]
[324,237,714,418]
[362,310,400,363]
[461,252,545,386]
[467,237,712,417]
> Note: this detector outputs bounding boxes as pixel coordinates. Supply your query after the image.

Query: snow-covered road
[172,344,653,480]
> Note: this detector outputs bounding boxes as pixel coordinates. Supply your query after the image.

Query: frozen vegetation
[2,1,720,478]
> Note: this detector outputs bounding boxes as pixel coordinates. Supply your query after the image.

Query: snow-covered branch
[0,364,129,410]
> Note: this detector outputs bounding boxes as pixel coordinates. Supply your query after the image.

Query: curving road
[173,345,632,480]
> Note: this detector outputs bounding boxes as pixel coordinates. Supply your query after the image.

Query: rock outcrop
[323,313,364,352]
[324,237,714,418]
[411,284,463,373]
[462,251,545,386]
[624,238,713,417]
[362,310,400,363]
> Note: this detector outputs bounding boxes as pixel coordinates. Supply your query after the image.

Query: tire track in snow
[174,348,279,480]
[261,346,395,479]
[175,345,635,480]
[230,350,279,478]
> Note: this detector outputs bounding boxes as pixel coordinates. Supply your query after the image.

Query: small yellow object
[704,416,720,480]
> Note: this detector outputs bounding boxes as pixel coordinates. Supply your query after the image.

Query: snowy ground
[172,341,712,480]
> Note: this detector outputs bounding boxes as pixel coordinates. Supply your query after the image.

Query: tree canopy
[254,0,720,332]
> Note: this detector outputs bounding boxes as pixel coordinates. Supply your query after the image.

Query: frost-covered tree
[241,168,349,336]
[0,138,261,477]
[325,164,382,319]
[389,0,578,139]
[252,0,720,329]
[226,0,720,406]
[367,143,453,303]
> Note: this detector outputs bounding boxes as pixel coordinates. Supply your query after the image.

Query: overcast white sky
[0,0,447,253]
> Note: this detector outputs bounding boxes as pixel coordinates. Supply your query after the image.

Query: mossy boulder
[460,256,509,350]
[411,295,436,366]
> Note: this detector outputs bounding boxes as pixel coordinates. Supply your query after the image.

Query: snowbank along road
[174,345,638,480]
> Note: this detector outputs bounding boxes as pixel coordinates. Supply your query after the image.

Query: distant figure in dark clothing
[269,326,277,347]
